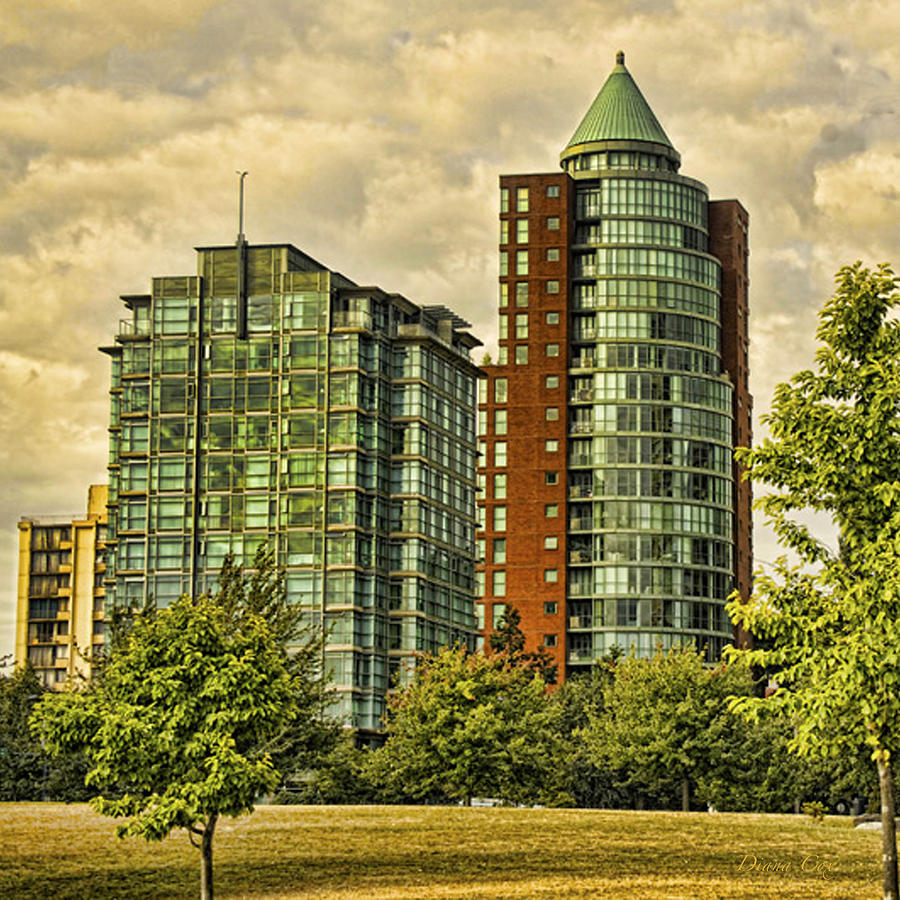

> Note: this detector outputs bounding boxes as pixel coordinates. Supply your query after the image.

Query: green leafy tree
[279,734,376,805]
[582,646,743,811]
[0,663,89,801]
[727,262,900,899]
[31,549,333,900]
[549,653,628,808]
[489,604,558,684]
[369,645,570,806]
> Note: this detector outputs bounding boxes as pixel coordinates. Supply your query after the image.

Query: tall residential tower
[102,243,481,734]
[477,53,751,677]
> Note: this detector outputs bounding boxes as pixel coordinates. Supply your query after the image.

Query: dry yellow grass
[0,803,883,899]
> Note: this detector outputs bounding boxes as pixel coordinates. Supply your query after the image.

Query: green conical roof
[565,51,673,150]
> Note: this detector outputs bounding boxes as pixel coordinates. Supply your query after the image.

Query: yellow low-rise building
[16,485,108,688]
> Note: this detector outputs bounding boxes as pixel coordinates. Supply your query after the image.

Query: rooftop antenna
[236,170,248,241]
[235,170,249,338]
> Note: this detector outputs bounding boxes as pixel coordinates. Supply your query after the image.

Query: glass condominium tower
[477,53,752,677]
[102,242,481,734]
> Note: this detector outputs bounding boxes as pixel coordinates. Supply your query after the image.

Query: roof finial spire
[616,50,625,65]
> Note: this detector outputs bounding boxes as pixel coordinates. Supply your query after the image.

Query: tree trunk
[681,777,690,813]
[200,813,218,900]
[876,752,899,900]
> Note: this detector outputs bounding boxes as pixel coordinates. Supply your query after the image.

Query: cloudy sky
[2,0,899,661]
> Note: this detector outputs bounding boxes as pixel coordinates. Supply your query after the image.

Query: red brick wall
[708,200,753,643]
[478,172,573,677]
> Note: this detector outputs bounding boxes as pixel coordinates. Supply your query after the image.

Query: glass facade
[103,245,480,733]
[565,158,734,663]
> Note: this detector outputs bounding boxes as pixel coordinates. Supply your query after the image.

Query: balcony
[568,615,593,629]
[567,582,593,598]
[570,389,595,403]
[569,422,593,435]
[567,648,595,663]
[568,486,593,500]
[568,550,593,564]
[571,355,594,369]
[333,311,373,331]
[569,517,592,531]
[118,318,150,339]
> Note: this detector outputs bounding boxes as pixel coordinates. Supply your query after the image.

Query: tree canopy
[488,604,558,684]
[368,645,569,806]
[726,262,900,898]
[581,645,750,811]
[31,548,334,900]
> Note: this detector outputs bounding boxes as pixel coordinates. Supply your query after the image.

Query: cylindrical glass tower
[560,54,735,664]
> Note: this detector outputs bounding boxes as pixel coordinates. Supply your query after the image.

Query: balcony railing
[569,615,593,629]
[332,311,373,330]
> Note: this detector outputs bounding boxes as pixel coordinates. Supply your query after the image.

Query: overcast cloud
[3,0,900,660]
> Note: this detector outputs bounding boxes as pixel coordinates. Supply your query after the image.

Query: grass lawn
[0,803,884,899]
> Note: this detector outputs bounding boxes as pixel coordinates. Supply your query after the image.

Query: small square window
[515,346,528,365]
[544,568,558,583]
[546,185,560,198]
[545,439,558,452]
[545,504,558,518]
[544,471,558,485]
[547,280,560,294]
[544,536,558,550]
[545,407,559,421]
[546,343,559,357]
[493,538,507,563]
[546,248,560,262]
[515,282,529,307]
[546,312,559,325]
[545,375,559,389]
[547,216,559,230]
[544,634,558,647]
[544,601,558,614]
